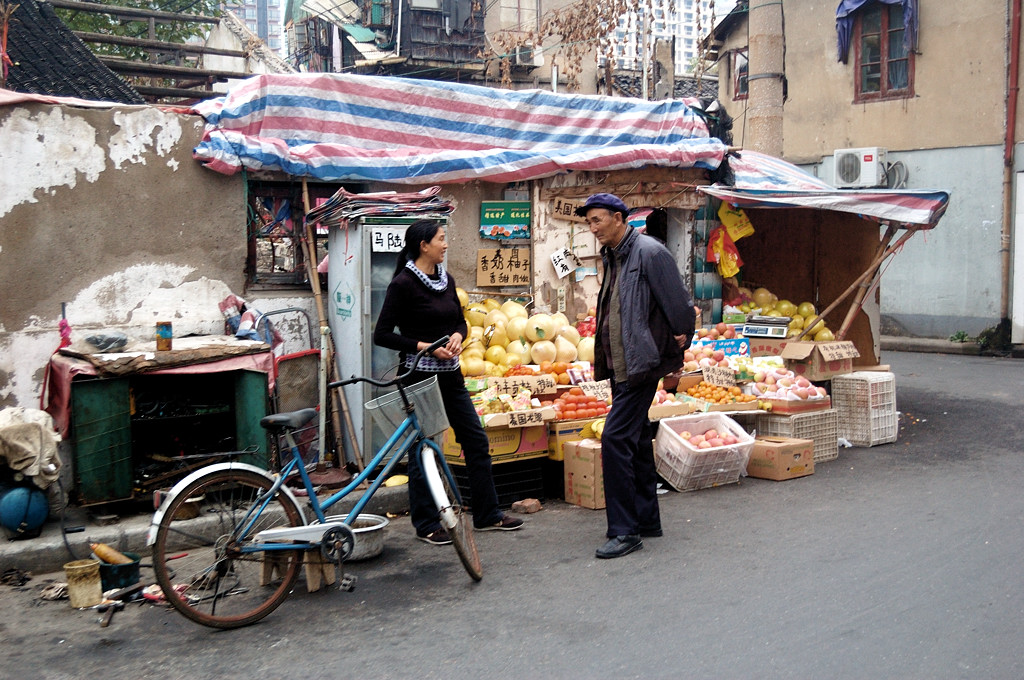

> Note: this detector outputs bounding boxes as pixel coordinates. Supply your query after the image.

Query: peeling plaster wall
[0,103,247,408]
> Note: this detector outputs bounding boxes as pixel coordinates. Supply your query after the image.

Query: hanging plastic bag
[706,226,744,278]
[717,202,755,242]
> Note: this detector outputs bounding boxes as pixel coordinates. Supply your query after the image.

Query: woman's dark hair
[394,219,442,277]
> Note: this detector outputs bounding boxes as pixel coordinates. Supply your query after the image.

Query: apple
[712,349,726,362]
[704,428,719,439]
[697,440,713,449]
[715,322,728,335]
[723,328,736,339]
[697,328,710,338]
[707,437,725,447]
[679,430,692,440]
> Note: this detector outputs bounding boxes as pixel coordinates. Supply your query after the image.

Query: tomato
[569,386,584,396]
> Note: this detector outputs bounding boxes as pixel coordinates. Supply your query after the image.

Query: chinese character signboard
[549,247,582,279]
[550,198,586,222]
[480,201,531,240]
[476,247,530,287]
[370,226,407,252]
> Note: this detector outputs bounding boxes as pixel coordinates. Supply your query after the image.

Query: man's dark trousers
[602,377,661,537]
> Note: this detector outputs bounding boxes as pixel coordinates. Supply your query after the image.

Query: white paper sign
[370,227,407,253]
[550,247,582,279]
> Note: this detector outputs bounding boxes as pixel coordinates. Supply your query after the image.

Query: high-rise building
[607,0,735,76]
[223,0,284,54]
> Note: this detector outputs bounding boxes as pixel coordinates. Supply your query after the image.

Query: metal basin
[320,514,390,561]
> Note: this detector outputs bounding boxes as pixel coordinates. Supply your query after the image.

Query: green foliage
[55,0,222,62]
[947,330,970,343]
[975,319,1011,355]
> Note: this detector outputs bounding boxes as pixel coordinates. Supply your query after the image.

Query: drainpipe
[746,0,785,156]
[1002,0,1021,322]
[395,0,403,58]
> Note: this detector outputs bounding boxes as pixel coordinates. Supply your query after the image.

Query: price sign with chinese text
[476,247,531,287]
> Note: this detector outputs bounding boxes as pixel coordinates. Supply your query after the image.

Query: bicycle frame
[238,402,454,555]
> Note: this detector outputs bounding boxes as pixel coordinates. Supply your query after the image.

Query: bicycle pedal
[339,573,357,592]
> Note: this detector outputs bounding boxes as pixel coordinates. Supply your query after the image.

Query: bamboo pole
[798,226,919,341]
[834,225,900,340]
[301,179,363,472]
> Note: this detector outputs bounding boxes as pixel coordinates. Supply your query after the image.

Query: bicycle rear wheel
[151,469,305,629]
[420,445,483,581]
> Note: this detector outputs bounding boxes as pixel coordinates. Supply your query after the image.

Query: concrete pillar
[746,0,785,156]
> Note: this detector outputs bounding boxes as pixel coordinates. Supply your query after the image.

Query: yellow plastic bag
[717,203,755,242]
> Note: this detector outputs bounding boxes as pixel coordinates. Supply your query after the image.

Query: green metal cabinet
[70,369,270,505]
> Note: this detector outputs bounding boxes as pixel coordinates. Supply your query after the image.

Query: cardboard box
[547,418,590,461]
[480,407,556,429]
[648,400,694,420]
[746,436,815,481]
[747,338,860,381]
[443,424,548,465]
[563,439,605,509]
[762,396,832,415]
[484,374,559,395]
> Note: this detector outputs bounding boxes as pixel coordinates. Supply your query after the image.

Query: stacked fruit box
[829,371,898,446]
[754,409,840,463]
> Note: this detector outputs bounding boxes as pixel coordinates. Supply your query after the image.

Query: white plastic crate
[754,409,839,463]
[830,372,898,446]
[654,413,754,492]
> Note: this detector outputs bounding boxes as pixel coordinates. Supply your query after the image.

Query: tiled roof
[4,0,144,104]
[612,72,719,100]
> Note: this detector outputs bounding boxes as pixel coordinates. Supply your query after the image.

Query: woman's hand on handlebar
[443,332,463,358]
[418,335,459,360]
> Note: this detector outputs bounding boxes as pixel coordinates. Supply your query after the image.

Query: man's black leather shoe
[595,535,643,559]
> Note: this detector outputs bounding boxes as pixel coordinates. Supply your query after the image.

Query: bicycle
[146,336,481,629]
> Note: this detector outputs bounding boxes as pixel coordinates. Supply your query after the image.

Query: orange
[569,386,584,396]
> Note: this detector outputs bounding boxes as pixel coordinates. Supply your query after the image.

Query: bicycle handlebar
[328,335,451,390]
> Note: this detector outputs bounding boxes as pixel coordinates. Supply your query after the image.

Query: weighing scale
[742,316,792,338]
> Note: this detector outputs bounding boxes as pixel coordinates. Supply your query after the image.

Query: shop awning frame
[699,150,950,229]
[700,150,951,341]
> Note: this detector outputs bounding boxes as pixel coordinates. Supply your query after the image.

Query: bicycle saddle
[260,408,317,432]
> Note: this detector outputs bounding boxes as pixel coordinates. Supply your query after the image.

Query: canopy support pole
[798,225,918,341]
[301,179,363,473]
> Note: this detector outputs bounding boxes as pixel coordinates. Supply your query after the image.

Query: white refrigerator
[327,215,447,465]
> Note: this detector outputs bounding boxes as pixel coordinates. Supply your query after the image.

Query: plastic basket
[365,376,450,439]
[830,372,898,446]
[754,409,839,463]
[654,413,754,492]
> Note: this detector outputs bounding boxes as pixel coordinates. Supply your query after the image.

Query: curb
[880,336,981,355]
[0,484,411,576]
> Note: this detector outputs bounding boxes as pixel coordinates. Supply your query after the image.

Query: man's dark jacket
[594,227,696,387]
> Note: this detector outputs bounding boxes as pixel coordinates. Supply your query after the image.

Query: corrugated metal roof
[301,0,360,25]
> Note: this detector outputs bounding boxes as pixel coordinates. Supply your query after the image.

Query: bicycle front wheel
[151,469,306,629]
[420,445,483,581]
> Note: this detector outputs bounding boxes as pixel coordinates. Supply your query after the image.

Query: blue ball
[0,486,49,535]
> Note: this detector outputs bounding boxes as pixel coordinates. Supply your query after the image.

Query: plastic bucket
[99,552,140,592]
[63,559,103,608]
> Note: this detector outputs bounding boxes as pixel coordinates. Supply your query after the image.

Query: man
[576,193,696,559]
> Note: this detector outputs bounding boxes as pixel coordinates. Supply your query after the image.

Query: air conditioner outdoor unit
[833,147,888,188]
[512,43,537,69]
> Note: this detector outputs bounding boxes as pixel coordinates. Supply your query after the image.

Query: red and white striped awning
[700,150,950,228]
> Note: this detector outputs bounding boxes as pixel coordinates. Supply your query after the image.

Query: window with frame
[855,2,913,101]
[246,181,345,289]
[732,49,748,101]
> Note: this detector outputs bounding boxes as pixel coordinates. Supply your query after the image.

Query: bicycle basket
[364,375,450,439]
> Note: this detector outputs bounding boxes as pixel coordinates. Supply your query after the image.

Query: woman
[374,220,523,544]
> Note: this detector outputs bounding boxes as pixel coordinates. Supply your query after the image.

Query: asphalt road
[2,351,1022,680]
